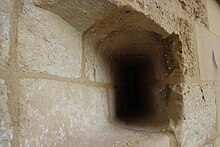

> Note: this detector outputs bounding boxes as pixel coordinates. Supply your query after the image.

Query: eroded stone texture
[174,0,208,27]
[126,0,202,79]
[174,18,199,79]
[0,79,12,146]
[0,0,12,67]
[32,0,117,32]
[19,78,108,146]
[168,83,216,147]
[18,4,82,78]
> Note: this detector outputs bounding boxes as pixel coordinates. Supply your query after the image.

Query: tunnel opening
[114,56,156,122]
[113,55,167,126]
[84,7,182,128]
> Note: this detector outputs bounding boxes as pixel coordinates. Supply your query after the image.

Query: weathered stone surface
[0,0,12,66]
[85,37,112,83]
[19,78,108,146]
[109,132,170,147]
[1,0,220,146]
[173,0,208,27]
[0,79,12,146]
[84,7,170,83]
[204,144,214,147]
[195,24,220,81]
[19,78,175,146]
[169,83,216,147]
[214,137,220,147]
[215,82,220,135]
[18,5,82,78]
[207,0,220,38]
[32,0,117,32]
[175,18,199,79]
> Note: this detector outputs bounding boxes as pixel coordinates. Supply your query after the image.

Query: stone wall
[0,0,220,147]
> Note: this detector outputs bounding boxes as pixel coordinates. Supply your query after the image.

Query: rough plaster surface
[0,0,12,67]
[18,5,82,78]
[0,79,12,146]
[168,83,216,147]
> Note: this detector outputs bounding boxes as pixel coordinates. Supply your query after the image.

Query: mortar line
[16,71,114,88]
[81,34,86,79]
[4,0,24,145]
[16,69,217,86]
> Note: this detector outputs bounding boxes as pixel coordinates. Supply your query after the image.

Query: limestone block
[215,82,220,134]
[0,79,12,146]
[169,84,216,147]
[195,24,220,81]
[85,38,112,83]
[207,0,220,38]
[19,78,108,146]
[173,0,208,27]
[0,0,12,66]
[133,134,170,147]
[113,133,171,147]
[32,0,117,32]
[214,137,220,147]
[18,5,82,78]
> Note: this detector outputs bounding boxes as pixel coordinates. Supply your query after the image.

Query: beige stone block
[83,26,112,83]
[113,133,171,147]
[215,82,220,135]
[85,40,112,83]
[195,24,220,81]
[0,0,13,66]
[32,0,117,32]
[19,78,108,146]
[204,144,214,147]
[0,79,12,146]
[173,0,208,27]
[207,0,220,38]
[133,133,170,147]
[170,83,216,147]
[214,137,220,147]
[18,5,82,78]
